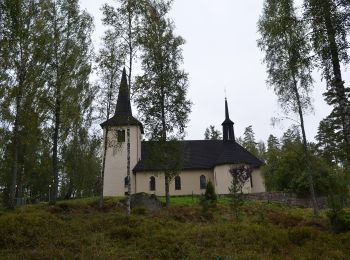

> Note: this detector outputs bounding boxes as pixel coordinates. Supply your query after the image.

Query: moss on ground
[0,197,349,259]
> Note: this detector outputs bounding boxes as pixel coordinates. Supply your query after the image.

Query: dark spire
[221,98,235,142]
[115,67,132,116]
[225,98,230,119]
[100,67,144,133]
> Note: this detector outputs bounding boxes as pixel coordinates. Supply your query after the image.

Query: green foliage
[134,1,191,206]
[0,0,99,206]
[200,180,217,216]
[263,128,335,196]
[242,125,259,156]
[327,210,350,233]
[229,165,252,220]
[204,125,222,140]
[0,199,349,259]
[134,1,191,140]
[316,115,348,168]
[258,0,313,116]
[304,0,350,167]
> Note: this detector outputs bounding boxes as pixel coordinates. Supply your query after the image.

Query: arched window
[200,175,206,189]
[117,130,125,142]
[175,176,181,190]
[149,176,156,191]
[124,176,129,187]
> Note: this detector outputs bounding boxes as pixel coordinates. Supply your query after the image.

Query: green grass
[159,195,200,205]
[0,197,349,259]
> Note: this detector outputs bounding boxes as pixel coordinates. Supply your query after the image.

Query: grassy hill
[0,197,349,259]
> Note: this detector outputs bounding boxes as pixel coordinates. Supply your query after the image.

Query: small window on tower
[117,130,125,142]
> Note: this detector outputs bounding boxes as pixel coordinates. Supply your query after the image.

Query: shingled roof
[133,140,264,173]
[100,68,144,133]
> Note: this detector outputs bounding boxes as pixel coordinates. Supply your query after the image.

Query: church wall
[214,164,253,194]
[103,125,142,197]
[251,168,265,193]
[135,170,214,196]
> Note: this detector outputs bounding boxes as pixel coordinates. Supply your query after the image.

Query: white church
[101,69,265,197]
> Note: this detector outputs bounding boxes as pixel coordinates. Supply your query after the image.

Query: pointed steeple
[225,98,230,120]
[100,67,144,133]
[115,67,132,116]
[221,98,235,142]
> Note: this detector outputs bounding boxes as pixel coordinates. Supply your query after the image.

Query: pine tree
[242,126,258,156]
[304,0,350,170]
[204,125,222,140]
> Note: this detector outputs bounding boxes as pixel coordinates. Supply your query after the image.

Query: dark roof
[133,140,264,173]
[100,68,144,133]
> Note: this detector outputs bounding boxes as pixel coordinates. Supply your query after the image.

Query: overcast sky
[79,0,347,143]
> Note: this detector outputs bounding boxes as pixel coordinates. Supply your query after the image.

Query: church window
[250,174,253,188]
[200,175,206,189]
[124,176,129,187]
[117,130,125,142]
[175,176,181,190]
[149,176,156,191]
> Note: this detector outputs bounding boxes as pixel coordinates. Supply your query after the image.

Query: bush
[327,210,350,233]
[199,181,217,216]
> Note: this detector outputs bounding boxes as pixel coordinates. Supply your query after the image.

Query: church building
[101,69,265,197]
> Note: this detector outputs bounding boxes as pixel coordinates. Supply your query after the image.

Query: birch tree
[135,0,191,207]
[47,0,93,204]
[100,0,143,213]
[0,0,50,208]
[258,0,319,215]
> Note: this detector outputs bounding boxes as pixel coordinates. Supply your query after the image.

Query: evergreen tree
[204,125,222,140]
[316,116,347,167]
[304,0,350,170]
[242,126,258,156]
[134,0,191,207]
[263,134,280,190]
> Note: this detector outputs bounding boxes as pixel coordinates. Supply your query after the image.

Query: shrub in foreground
[327,210,350,233]
[199,180,217,219]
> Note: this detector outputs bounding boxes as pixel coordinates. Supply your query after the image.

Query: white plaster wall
[214,164,253,194]
[103,125,142,196]
[135,170,213,196]
[251,168,266,193]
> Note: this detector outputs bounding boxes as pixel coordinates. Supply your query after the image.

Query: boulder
[130,192,163,211]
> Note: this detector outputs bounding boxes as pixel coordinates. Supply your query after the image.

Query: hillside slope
[0,198,349,259]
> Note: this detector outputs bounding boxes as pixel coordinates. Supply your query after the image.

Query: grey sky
[80,0,345,143]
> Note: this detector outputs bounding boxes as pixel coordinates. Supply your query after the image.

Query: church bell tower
[221,98,235,142]
[100,68,144,196]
